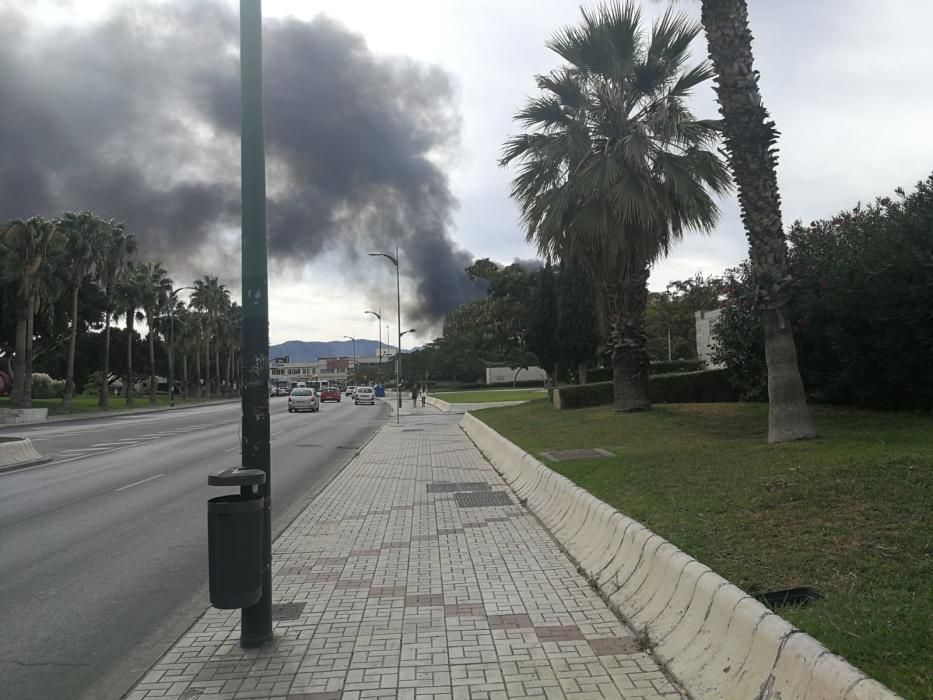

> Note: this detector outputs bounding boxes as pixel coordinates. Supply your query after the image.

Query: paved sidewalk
[129,409,682,699]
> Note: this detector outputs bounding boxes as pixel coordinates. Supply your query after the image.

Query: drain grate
[753,587,822,609]
[541,447,615,462]
[271,602,306,620]
[455,491,513,508]
[402,428,424,432]
[426,482,492,493]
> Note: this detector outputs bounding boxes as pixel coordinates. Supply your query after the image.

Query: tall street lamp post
[364,309,381,383]
[343,335,357,385]
[239,0,272,648]
[368,248,401,421]
[168,286,195,407]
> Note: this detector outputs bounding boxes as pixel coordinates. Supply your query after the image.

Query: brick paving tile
[130,409,683,699]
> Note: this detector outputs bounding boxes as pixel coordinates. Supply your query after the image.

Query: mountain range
[268,339,398,362]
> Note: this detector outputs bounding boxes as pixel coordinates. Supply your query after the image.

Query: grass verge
[433,389,547,403]
[474,400,931,699]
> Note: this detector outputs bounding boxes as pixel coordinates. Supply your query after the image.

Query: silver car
[288,387,320,413]
[354,386,375,405]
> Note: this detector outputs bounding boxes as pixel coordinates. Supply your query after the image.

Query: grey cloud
[0,1,483,325]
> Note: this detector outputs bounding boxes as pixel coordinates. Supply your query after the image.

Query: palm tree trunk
[126,317,135,407]
[225,348,232,398]
[23,297,35,409]
[195,335,202,399]
[578,363,587,385]
[99,307,112,408]
[215,347,221,398]
[62,284,80,411]
[182,352,189,400]
[148,317,157,404]
[701,0,815,442]
[607,264,651,412]
[10,306,27,408]
[204,334,211,399]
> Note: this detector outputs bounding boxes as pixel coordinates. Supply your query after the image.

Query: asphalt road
[0,395,388,700]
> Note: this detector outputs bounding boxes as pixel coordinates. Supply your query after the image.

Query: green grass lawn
[474,400,931,699]
[433,389,547,403]
[0,395,224,415]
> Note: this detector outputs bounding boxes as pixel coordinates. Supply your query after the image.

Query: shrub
[556,370,737,409]
[585,367,612,383]
[649,369,737,404]
[557,381,613,409]
[650,359,702,375]
[31,373,66,399]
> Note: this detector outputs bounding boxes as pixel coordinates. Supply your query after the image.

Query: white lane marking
[114,474,164,492]
[58,447,113,453]
[224,446,240,453]
[271,430,283,438]
[90,442,136,447]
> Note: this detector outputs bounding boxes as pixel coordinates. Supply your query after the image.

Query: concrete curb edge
[460,412,901,700]
[0,437,48,471]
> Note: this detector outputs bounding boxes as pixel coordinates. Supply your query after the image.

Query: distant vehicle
[354,386,375,405]
[345,385,356,397]
[288,387,320,413]
[320,387,341,402]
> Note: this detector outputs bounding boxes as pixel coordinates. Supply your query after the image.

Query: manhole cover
[271,602,306,620]
[455,491,513,508]
[426,482,491,493]
[541,448,615,462]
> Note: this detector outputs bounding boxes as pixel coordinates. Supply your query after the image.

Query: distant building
[485,366,548,385]
[695,309,724,368]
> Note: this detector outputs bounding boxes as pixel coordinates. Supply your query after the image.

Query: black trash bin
[207,468,266,609]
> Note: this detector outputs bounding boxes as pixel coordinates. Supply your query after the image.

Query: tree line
[0,213,239,410]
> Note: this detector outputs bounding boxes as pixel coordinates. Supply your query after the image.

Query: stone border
[0,437,49,471]
[0,407,49,425]
[425,395,528,414]
[460,413,901,700]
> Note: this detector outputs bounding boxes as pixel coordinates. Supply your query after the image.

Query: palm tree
[0,217,59,407]
[138,262,173,404]
[116,266,147,407]
[97,221,135,408]
[191,275,229,401]
[502,3,730,410]
[699,0,816,442]
[58,211,108,412]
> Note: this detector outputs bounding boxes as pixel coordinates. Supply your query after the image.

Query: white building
[695,309,724,369]
[485,366,548,385]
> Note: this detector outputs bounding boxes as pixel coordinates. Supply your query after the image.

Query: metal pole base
[240,595,273,648]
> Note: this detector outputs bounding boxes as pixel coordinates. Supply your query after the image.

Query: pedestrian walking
[421,385,426,407]
[411,384,418,408]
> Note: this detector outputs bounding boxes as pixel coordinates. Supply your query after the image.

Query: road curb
[460,412,901,700]
[0,437,49,471]
[425,395,528,413]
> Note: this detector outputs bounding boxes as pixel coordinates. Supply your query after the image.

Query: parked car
[345,385,356,397]
[288,387,320,412]
[354,386,375,405]
[320,386,341,402]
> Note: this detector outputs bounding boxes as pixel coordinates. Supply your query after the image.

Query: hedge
[649,369,737,404]
[556,369,736,409]
[649,359,702,374]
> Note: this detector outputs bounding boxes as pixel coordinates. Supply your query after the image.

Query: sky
[5,0,933,348]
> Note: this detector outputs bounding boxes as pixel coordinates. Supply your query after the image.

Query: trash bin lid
[208,468,267,487]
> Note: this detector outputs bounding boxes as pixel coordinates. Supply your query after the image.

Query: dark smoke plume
[0,1,483,326]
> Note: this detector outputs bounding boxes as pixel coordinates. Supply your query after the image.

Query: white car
[288,387,320,412]
[354,386,375,405]
[345,385,356,397]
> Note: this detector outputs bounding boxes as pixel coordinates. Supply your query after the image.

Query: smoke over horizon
[0,1,485,326]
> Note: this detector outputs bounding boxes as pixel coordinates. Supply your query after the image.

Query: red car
[320,387,341,402]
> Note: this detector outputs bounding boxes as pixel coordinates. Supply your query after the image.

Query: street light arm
[368,251,398,266]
